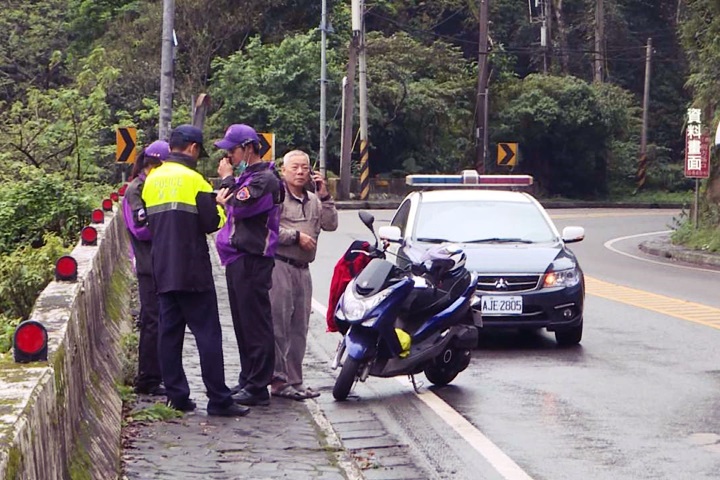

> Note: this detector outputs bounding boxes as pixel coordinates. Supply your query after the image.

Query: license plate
[481,296,523,315]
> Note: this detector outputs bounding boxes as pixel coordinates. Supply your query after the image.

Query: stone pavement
[121,242,364,480]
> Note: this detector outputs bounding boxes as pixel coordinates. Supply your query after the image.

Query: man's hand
[216,187,232,206]
[312,172,329,198]
[217,157,234,178]
[298,232,316,251]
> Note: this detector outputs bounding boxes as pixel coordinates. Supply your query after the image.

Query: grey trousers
[269,260,312,387]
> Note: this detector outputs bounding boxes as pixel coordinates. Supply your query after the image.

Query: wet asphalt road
[307,208,720,480]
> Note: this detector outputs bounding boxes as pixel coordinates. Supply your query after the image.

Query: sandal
[300,387,321,399]
[271,385,307,401]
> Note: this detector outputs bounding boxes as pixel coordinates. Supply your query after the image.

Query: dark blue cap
[170,125,208,158]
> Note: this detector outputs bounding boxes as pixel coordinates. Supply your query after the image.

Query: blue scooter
[331,212,481,401]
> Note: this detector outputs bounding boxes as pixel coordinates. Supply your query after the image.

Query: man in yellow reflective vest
[142,124,249,417]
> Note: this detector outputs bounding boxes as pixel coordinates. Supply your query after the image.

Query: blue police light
[13,320,48,363]
[406,170,534,188]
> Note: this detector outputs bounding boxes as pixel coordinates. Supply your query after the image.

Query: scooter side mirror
[358,211,375,229]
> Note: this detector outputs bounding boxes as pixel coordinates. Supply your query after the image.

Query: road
[304,208,720,480]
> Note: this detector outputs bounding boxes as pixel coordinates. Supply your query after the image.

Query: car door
[389,198,412,268]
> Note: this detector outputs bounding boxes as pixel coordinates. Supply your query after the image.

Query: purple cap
[214,124,259,150]
[144,140,170,160]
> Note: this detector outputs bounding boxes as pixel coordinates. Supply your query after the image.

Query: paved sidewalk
[121,242,363,480]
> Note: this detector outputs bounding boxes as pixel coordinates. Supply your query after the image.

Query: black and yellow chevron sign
[116,127,137,164]
[497,142,518,166]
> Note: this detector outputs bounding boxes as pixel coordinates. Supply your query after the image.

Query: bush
[0,234,68,322]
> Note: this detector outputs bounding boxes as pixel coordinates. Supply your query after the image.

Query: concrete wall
[0,209,131,479]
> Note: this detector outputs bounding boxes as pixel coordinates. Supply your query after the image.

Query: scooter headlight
[341,282,394,322]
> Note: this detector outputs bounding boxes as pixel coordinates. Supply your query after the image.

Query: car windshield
[414,200,557,244]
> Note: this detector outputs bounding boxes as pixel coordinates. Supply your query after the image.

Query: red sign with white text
[684,130,710,178]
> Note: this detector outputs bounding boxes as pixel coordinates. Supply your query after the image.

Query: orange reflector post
[55,255,78,281]
[81,226,98,246]
[102,199,113,211]
[13,320,48,363]
[91,209,105,224]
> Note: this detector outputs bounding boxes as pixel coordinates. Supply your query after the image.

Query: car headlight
[543,267,581,288]
[341,282,394,322]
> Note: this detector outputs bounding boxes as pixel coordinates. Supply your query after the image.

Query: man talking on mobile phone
[269,149,337,401]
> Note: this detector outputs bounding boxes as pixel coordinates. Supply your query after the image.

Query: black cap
[170,124,208,158]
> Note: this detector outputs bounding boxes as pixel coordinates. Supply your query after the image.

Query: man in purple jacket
[215,124,284,406]
[121,140,169,395]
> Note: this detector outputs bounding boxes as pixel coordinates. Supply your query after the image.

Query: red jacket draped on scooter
[326,240,373,333]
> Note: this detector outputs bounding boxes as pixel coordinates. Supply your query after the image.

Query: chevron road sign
[116,127,137,164]
[258,133,275,161]
[497,142,518,166]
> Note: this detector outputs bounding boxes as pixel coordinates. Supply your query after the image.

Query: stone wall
[0,209,131,479]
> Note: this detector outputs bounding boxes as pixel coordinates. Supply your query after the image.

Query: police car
[378,171,585,346]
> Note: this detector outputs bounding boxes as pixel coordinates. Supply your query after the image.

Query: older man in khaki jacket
[270,150,338,400]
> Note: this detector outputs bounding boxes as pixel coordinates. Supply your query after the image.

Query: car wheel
[333,356,360,401]
[555,320,583,346]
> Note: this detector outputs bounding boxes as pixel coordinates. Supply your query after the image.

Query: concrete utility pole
[351,0,370,200]
[340,1,361,200]
[594,0,604,83]
[319,0,329,176]
[159,0,175,140]
[636,37,652,191]
[476,0,490,173]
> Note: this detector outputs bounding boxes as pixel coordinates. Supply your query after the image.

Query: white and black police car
[378,171,585,346]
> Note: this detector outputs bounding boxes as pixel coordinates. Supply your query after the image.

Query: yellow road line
[586,276,720,329]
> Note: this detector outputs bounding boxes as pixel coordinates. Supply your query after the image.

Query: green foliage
[0,167,100,255]
[492,74,641,197]
[120,331,138,386]
[128,403,183,423]
[671,203,720,253]
[0,315,20,355]
[0,235,68,320]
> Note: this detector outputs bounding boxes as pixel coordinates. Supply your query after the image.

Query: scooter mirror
[358,211,375,228]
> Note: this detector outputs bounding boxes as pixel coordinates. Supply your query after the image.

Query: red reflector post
[55,255,78,281]
[14,320,48,363]
[118,184,128,196]
[81,226,98,246]
[110,192,119,202]
[91,209,105,224]
[102,199,113,211]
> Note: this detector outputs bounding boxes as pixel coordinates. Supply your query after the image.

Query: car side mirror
[562,226,585,243]
[378,225,403,243]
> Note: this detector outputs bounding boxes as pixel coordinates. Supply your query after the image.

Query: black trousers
[136,273,162,389]
[157,290,233,410]
[226,255,275,393]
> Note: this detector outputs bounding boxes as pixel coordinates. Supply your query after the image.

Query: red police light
[110,192,119,202]
[102,199,113,211]
[91,209,105,224]
[81,226,98,246]
[118,184,128,196]
[55,255,78,281]
[13,320,48,363]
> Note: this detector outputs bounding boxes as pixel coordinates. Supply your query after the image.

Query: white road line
[604,230,720,274]
[312,299,535,480]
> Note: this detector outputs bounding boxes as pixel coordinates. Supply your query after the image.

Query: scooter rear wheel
[333,356,361,401]
[424,348,468,387]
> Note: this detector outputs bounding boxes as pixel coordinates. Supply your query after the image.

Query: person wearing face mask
[214,124,284,406]
[141,125,250,417]
[269,150,337,401]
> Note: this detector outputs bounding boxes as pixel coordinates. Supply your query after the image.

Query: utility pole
[636,37,652,191]
[352,0,370,201]
[541,0,548,73]
[475,0,490,173]
[594,0,604,83]
[319,0,328,176]
[159,0,175,140]
[340,1,362,200]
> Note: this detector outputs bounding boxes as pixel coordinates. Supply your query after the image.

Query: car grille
[475,275,541,293]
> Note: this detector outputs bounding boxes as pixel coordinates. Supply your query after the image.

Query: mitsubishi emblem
[495,278,509,290]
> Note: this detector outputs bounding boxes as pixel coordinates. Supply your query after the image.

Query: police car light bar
[406,171,534,187]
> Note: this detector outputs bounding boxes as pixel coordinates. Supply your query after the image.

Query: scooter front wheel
[333,356,361,401]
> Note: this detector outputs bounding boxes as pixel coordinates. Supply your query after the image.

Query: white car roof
[409,189,535,204]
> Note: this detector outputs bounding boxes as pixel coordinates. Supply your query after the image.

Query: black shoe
[232,388,270,406]
[207,403,251,417]
[135,384,166,396]
[166,398,197,412]
[229,383,245,395]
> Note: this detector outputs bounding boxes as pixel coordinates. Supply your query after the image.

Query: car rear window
[414,200,557,243]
